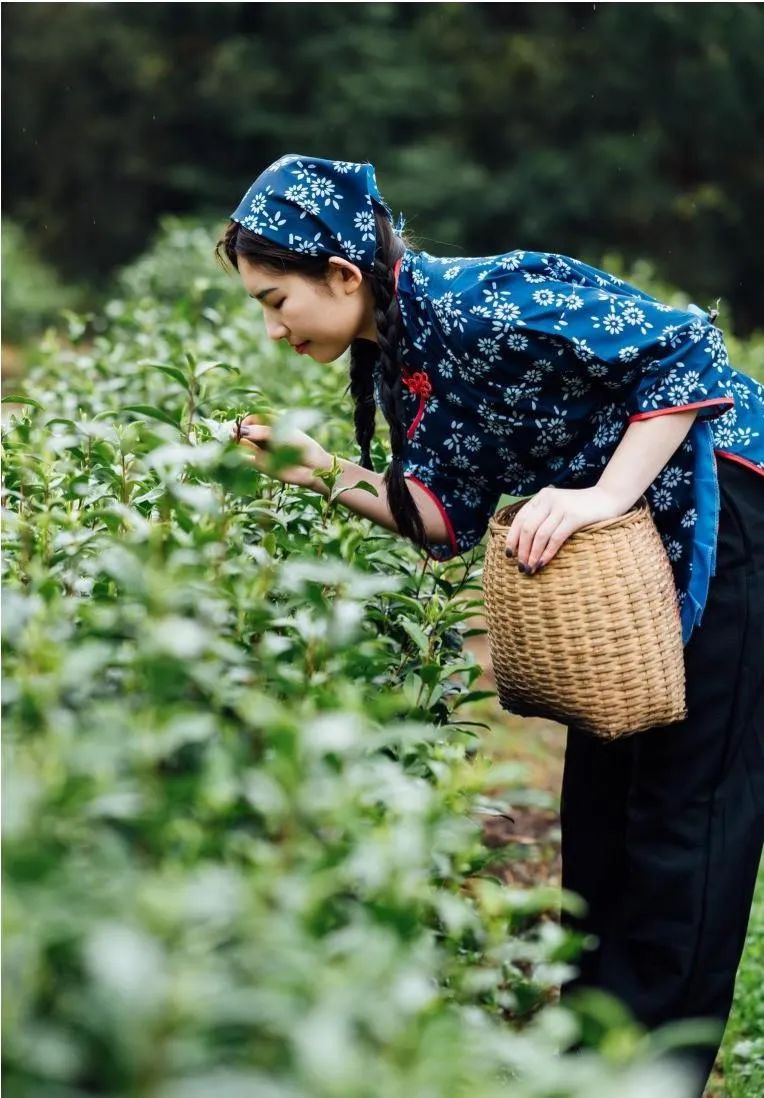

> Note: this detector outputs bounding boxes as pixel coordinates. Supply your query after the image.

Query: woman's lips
[295,341,310,354]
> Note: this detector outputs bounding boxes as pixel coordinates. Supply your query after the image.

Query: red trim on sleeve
[403,472,459,557]
[628,397,734,423]
[715,450,764,478]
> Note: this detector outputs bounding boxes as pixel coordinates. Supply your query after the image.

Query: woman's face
[237,254,377,363]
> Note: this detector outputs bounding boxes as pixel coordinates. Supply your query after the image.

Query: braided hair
[215,203,429,550]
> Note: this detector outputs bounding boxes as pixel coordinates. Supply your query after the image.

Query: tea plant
[2,219,706,1097]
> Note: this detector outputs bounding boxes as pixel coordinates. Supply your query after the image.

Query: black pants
[559,456,764,1095]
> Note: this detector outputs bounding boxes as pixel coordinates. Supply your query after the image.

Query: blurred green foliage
[3,3,763,334]
[2,220,713,1097]
[1,219,88,344]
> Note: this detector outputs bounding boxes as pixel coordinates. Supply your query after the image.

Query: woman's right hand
[229,414,332,489]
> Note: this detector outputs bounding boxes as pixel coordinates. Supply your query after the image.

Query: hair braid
[355,210,428,550]
[346,340,377,471]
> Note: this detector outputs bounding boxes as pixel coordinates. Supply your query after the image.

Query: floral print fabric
[230,153,401,273]
[382,248,764,644]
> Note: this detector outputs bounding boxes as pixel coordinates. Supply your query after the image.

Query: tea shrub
[2,219,708,1097]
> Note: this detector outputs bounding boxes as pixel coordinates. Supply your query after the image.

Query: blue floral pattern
[230,154,398,273]
[385,248,764,644]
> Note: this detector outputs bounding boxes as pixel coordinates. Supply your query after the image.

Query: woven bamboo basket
[482,496,687,739]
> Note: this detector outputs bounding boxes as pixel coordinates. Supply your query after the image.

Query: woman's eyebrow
[249,287,277,302]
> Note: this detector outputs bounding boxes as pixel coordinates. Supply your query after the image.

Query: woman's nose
[264,317,289,341]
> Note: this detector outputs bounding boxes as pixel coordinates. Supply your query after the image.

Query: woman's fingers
[506,495,551,567]
[235,436,269,468]
[239,427,271,449]
[503,486,623,575]
[526,513,568,572]
[538,519,578,569]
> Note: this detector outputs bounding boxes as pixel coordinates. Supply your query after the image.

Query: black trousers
[559,456,764,1095]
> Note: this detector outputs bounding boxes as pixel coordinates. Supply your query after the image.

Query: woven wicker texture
[482,496,687,739]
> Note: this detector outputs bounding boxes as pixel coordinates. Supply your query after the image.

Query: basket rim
[487,494,650,537]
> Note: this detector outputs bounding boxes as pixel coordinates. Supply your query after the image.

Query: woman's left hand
[505,485,625,574]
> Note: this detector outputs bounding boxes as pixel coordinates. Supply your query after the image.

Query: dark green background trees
[3,2,763,332]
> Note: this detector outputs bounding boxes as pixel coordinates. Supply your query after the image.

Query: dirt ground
[462,607,565,879]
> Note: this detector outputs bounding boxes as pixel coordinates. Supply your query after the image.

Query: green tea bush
[1,218,88,346]
[2,220,709,1096]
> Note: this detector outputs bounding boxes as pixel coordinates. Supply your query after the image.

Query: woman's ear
[328,256,364,293]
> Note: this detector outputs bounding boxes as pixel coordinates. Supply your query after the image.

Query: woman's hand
[230,414,332,489]
[505,485,624,574]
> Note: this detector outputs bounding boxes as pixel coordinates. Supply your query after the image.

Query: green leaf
[452,690,497,709]
[120,404,182,428]
[43,417,80,429]
[1,394,42,408]
[142,362,190,388]
[382,593,427,617]
[400,618,429,654]
[195,360,238,378]
[330,479,379,503]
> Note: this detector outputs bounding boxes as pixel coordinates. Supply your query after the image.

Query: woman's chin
[312,343,348,363]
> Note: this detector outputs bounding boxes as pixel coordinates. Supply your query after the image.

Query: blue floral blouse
[374,248,764,645]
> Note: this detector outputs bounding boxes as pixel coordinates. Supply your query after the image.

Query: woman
[218,153,764,1095]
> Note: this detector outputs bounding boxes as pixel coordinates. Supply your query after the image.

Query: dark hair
[214,204,429,551]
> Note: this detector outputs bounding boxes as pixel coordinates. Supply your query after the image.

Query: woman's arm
[309,456,451,544]
[506,408,699,572]
[596,407,699,512]
[232,418,450,546]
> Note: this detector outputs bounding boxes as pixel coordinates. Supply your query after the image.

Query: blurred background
[3,1,764,360]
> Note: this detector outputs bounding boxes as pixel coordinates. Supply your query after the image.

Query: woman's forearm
[309,456,449,544]
[597,409,699,512]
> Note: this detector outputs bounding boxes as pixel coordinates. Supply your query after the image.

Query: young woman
[217,154,764,1095]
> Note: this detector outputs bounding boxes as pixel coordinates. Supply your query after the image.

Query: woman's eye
[274,300,285,311]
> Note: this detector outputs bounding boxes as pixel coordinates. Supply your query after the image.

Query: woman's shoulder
[401,246,662,303]
[401,246,546,289]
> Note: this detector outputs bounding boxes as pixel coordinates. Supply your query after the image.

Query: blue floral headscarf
[229,153,404,272]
